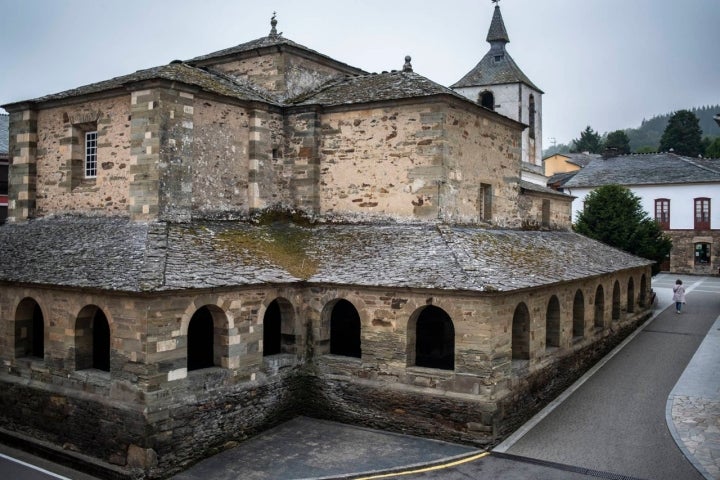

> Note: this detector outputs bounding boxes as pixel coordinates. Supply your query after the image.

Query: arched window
[612,281,621,322]
[75,306,110,372]
[594,285,605,329]
[187,306,215,371]
[512,303,531,360]
[15,298,44,359]
[546,296,561,349]
[330,299,361,358]
[264,298,295,357]
[412,306,454,370]
[529,94,536,139]
[627,278,635,313]
[479,90,494,110]
[573,290,585,339]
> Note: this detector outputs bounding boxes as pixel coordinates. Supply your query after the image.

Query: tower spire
[486,2,509,46]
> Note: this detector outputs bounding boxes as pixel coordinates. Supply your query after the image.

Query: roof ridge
[199,65,280,104]
[679,155,720,175]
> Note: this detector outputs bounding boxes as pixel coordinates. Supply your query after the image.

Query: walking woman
[673,279,686,314]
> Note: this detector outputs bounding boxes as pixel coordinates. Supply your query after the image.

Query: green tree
[574,185,672,274]
[571,126,602,153]
[706,137,720,158]
[636,146,657,154]
[604,130,631,154]
[659,110,703,156]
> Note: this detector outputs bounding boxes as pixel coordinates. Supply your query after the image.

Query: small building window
[694,198,710,230]
[85,131,98,178]
[479,183,492,221]
[330,299,361,358]
[655,199,670,230]
[542,199,550,227]
[695,243,711,265]
[529,94,536,139]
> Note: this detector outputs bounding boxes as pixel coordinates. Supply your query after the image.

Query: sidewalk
[655,274,720,480]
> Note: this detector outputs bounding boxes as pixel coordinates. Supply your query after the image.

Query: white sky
[0,0,718,146]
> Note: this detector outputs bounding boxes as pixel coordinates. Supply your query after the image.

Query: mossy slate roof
[0,216,650,293]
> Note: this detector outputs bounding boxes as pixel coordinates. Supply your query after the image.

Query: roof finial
[403,55,413,72]
[270,12,279,38]
[492,0,500,4]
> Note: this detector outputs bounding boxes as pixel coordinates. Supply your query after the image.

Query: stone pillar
[248,109,270,211]
[129,89,162,221]
[7,108,38,222]
[286,110,321,213]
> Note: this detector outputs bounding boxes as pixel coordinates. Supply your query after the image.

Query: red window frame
[694,198,711,230]
[654,198,670,230]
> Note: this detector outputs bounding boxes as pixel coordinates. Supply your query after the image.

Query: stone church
[0,6,652,479]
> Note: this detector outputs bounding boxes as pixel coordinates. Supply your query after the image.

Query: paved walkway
[656,274,720,480]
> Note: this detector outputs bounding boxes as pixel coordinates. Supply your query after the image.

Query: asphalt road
[497,275,719,480]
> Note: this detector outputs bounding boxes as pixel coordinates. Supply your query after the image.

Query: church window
[479,183,492,221]
[529,95,536,139]
[329,299,361,358]
[512,303,530,360]
[545,296,560,349]
[85,131,98,178]
[263,298,295,356]
[14,298,44,359]
[655,199,670,229]
[694,198,710,230]
[479,91,494,110]
[695,243,711,265]
[611,280,621,322]
[413,306,454,370]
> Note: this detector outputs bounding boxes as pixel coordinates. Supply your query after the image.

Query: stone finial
[270,12,279,37]
[403,56,413,72]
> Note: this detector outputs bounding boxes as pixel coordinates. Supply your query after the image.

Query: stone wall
[667,230,720,275]
[517,190,573,230]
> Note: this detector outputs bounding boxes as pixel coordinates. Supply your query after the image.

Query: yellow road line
[353,451,489,479]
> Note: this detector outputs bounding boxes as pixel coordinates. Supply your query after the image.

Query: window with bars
[655,198,670,230]
[84,131,98,178]
[694,197,710,230]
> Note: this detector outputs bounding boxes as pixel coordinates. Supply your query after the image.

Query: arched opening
[330,299,361,358]
[512,303,531,360]
[479,90,495,110]
[75,306,110,372]
[573,290,585,339]
[612,281,621,322]
[15,298,44,359]
[412,306,454,370]
[640,275,648,307]
[627,278,635,313]
[594,285,605,329]
[263,298,295,357]
[546,296,561,349]
[187,306,215,371]
[263,300,282,356]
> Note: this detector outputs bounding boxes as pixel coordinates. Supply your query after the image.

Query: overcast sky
[1,0,718,146]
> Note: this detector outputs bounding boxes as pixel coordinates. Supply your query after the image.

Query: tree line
[546,106,720,158]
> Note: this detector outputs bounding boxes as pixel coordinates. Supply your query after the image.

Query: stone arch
[627,277,635,313]
[639,274,648,307]
[407,305,454,370]
[75,305,110,372]
[612,280,621,322]
[14,297,45,359]
[545,296,561,349]
[594,285,605,329]
[321,298,361,358]
[512,302,531,360]
[573,290,585,339]
[479,90,494,110]
[262,297,295,357]
[187,305,227,371]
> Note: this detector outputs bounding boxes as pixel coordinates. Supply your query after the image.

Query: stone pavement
[655,274,720,480]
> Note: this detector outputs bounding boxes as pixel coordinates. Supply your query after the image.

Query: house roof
[564,152,601,168]
[564,153,720,188]
[547,171,578,189]
[519,180,573,199]
[0,216,650,294]
[0,114,8,154]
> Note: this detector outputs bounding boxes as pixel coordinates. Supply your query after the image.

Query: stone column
[7,108,38,222]
[286,110,321,213]
[248,109,271,211]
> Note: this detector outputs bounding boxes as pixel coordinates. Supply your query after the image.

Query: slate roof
[0,216,650,294]
[547,171,578,190]
[0,114,8,154]
[4,63,277,107]
[564,153,720,188]
[564,153,601,168]
[519,180,573,199]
